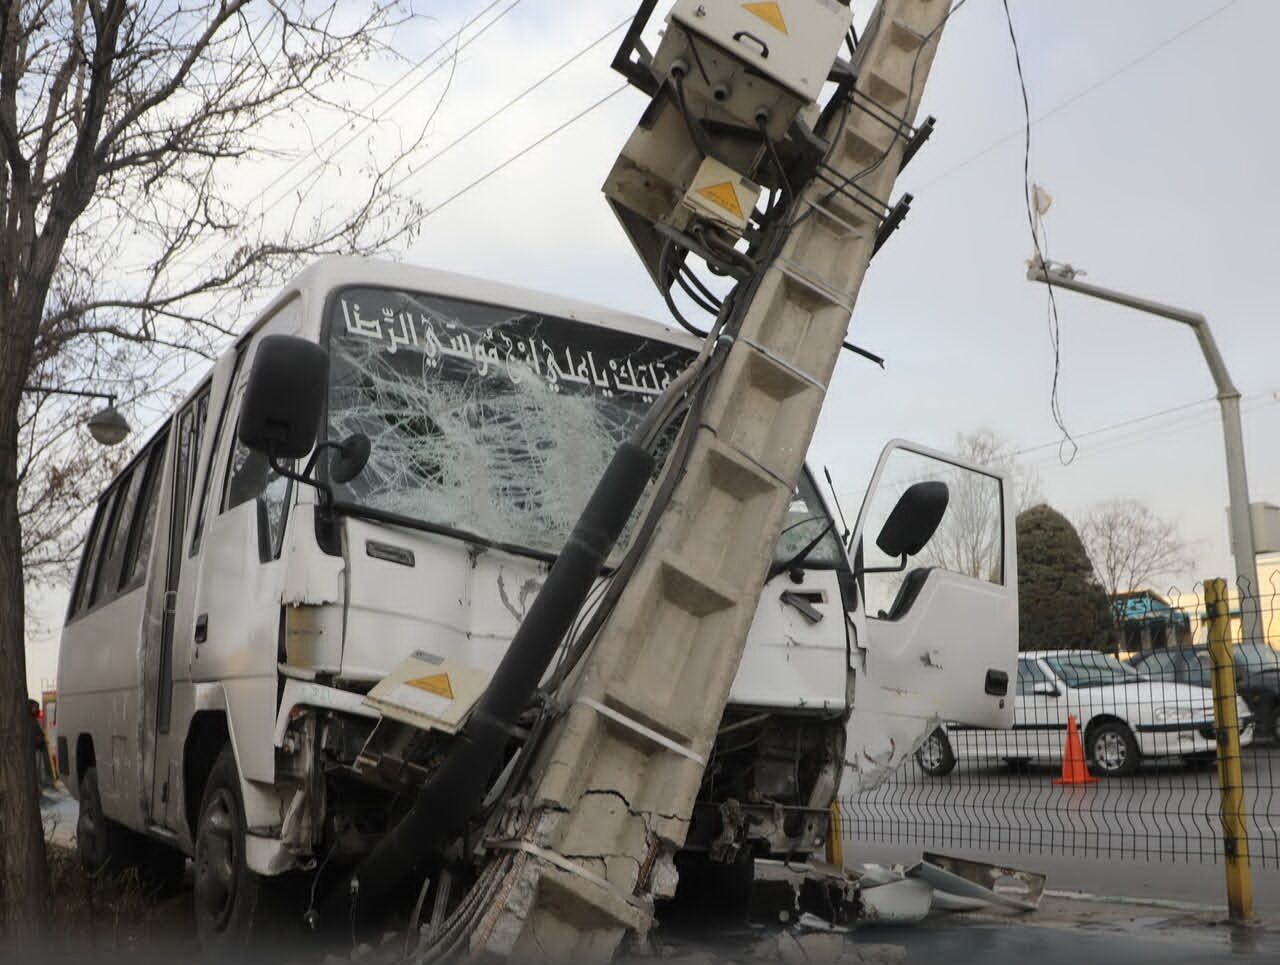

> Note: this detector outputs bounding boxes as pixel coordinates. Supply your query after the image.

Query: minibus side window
[69,493,114,619]
[120,436,167,592]
[223,407,292,562]
[86,482,127,610]
[187,391,212,556]
[93,462,147,604]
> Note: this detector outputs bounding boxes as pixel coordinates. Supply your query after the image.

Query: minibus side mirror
[330,433,371,484]
[239,335,329,460]
[875,481,949,560]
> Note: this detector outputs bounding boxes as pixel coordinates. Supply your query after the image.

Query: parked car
[917,650,1254,778]
[1130,644,1280,743]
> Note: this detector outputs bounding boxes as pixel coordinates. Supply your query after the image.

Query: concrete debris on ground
[622,932,908,965]
[316,852,1044,963]
[853,851,1045,923]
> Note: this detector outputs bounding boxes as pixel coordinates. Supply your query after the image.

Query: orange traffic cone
[1053,714,1098,785]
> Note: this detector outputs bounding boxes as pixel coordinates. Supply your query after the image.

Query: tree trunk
[0,354,50,942]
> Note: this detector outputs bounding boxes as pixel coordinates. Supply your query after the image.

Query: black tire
[1184,751,1217,771]
[1261,699,1280,744]
[77,765,138,876]
[194,746,266,951]
[1087,721,1140,778]
[137,836,188,898]
[915,729,957,777]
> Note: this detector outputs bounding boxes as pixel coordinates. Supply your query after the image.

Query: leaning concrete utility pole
[1027,258,1263,649]
[459,1,955,959]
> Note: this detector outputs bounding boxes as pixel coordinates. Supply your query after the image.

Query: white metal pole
[1026,259,1262,647]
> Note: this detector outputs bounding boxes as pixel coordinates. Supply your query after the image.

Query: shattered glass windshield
[776,472,845,568]
[327,287,693,557]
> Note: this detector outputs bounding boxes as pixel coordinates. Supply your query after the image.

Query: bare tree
[0,0,444,939]
[922,429,1042,579]
[1080,498,1194,598]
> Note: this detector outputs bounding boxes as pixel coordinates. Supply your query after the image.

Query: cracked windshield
[327,286,693,557]
[327,287,843,564]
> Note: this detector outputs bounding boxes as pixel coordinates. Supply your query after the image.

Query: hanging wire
[1001,0,1077,463]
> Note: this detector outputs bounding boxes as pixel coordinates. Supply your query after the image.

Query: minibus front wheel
[194,746,265,948]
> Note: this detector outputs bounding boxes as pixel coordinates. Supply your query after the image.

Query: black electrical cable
[841,340,885,368]
[757,114,794,209]
[541,294,739,695]
[673,270,720,318]
[681,265,723,309]
[1001,0,1076,463]
[673,70,714,160]
[659,240,712,337]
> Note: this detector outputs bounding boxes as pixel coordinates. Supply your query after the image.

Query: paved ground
[843,742,1280,905]
[42,778,1280,962]
[877,912,1280,964]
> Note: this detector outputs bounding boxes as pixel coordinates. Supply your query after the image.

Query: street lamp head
[86,402,130,446]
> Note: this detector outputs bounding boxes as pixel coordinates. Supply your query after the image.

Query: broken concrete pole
[447,1,956,959]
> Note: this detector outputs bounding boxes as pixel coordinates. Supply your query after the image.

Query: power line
[1015,396,1216,456]
[1021,391,1278,469]
[273,0,530,205]
[920,0,1243,190]
[402,83,629,229]
[381,16,631,199]
[1001,0,1075,463]
[204,0,528,265]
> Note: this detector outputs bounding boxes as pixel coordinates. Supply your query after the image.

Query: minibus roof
[122,257,705,470]
[281,255,702,353]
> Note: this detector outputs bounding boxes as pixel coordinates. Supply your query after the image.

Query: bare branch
[1080,498,1195,598]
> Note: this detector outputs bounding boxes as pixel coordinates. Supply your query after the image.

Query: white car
[917,650,1255,777]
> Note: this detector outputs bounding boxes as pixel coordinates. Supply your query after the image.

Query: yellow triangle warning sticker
[742,2,788,35]
[697,181,744,220]
[406,673,453,700]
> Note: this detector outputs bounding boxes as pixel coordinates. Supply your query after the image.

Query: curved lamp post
[1026,256,1262,648]
[23,385,132,447]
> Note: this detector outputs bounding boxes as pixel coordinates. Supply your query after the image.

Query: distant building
[1167,553,1280,648]
[1111,589,1193,654]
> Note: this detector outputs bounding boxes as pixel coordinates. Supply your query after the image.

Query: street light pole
[22,385,132,446]
[1027,257,1262,648]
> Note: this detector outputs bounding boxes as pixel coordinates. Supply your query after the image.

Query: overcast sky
[25,0,1280,695]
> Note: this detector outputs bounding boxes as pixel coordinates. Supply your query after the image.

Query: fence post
[826,801,845,867]
[1205,577,1253,920]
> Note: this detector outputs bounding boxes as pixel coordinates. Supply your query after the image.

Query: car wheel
[195,747,264,950]
[77,765,138,876]
[1184,751,1217,771]
[1088,722,1140,777]
[916,729,956,777]
[1267,700,1280,744]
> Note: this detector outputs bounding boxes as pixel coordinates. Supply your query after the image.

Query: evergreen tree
[1016,504,1113,651]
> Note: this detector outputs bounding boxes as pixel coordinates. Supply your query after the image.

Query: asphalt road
[843,744,1280,913]
[878,916,1280,965]
[41,789,1280,962]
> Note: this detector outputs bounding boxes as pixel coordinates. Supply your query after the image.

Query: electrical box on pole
[1248,502,1280,556]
